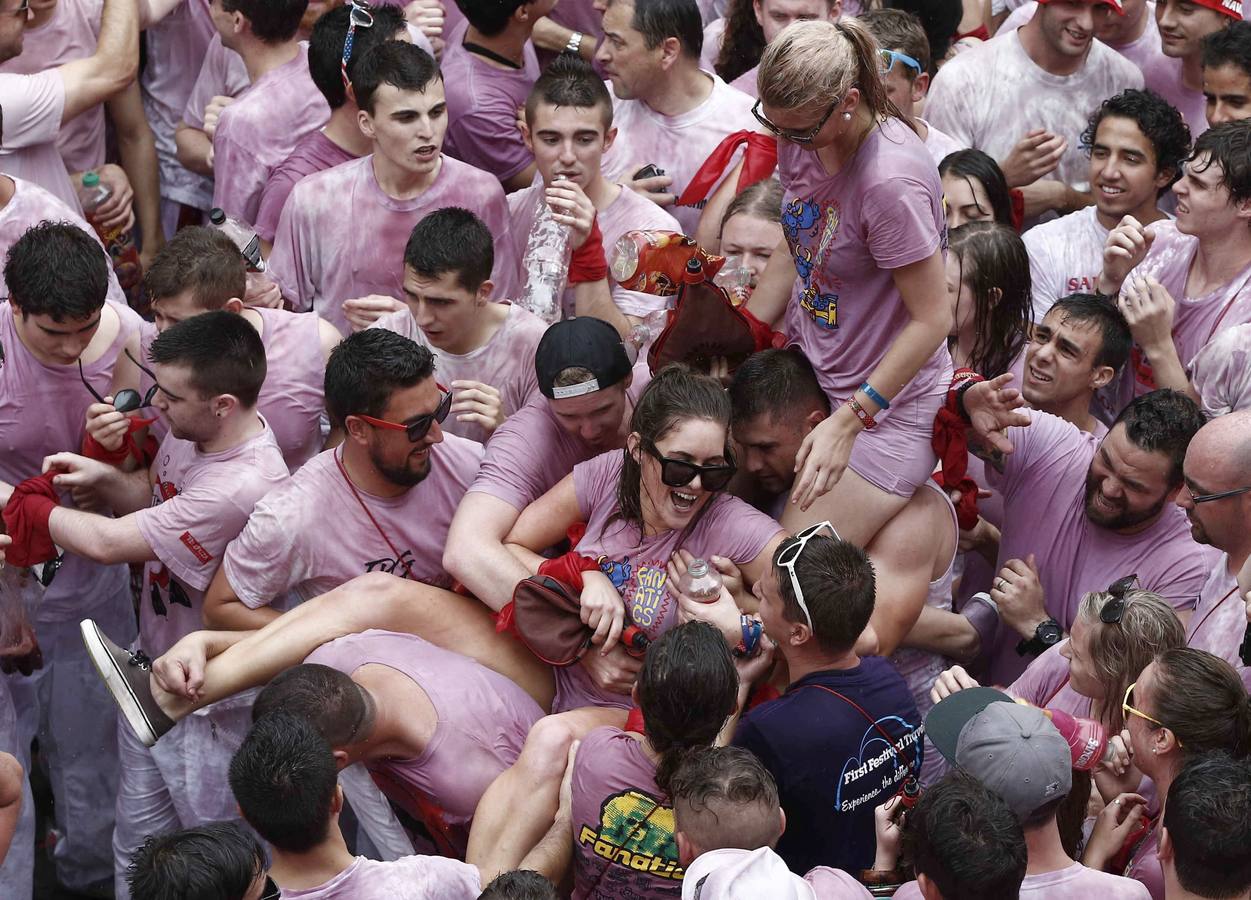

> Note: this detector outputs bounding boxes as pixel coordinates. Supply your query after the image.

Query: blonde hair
[1076,589,1185,734]
[757,18,907,126]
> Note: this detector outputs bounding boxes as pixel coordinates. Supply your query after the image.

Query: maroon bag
[647,274,762,376]
[510,575,651,667]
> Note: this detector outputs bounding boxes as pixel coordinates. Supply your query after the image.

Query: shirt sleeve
[478,182,520,299]
[921,59,979,151]
[468,402,567,511]
[220,491,309,608]
[1006,642,1070,707]
[694,496,784,567]
[253,168,297,244]
[1190,324,1251,417]
[572,453,619,524]
[0,72,66,150]
[446,104,534,183]
[863,175,943,270]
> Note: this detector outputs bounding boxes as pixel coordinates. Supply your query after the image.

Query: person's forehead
[376,79,445,111]
[1205,61,1251,89]
[531,101,607,134]
[33,310,100,332]
[603,0,638,33]
[1043,310,1100,344]
[404,266,469,298]
[1093,114,1154,152]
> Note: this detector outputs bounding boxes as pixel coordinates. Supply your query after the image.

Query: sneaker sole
[79,619,158,747]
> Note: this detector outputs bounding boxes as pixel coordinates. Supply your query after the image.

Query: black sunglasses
[642,440,737,492]
[358,386,453,443]
[79,349,166,413]
[1099,573,1139,625]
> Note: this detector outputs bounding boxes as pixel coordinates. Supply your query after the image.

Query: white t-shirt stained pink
[1023,204,1111,320]
[0,0,104,174]
[1185,555,1251,691]
[276,855,480,900]
[777,116,950,407]
[135,422,288,656]
[1190,322,1251,416]
[0,70,80,211]
[211,46,329,224]
[893,863,1151,899]
[246,306,329,471]
[1145,54,1208,140]
[920,118,964,166]
[268,154,517,336]
[504,182,682,319]
[600,72,757,235]
[983,410,1215,685]
[372,302,545,444]
[254,130,356,244]
[925,29,1143,195]
[221,437,483,606]
[181,33,250,130]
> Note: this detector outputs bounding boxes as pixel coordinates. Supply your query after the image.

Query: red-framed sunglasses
[357,384,452,442]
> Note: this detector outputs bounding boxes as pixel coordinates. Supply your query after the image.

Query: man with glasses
[861,9,964,166]
[10,311,289,898]
[722,532,921,876]
[208,0,328,227]
[1175,409,1251,690]
[925,0,1143,221]
[0,0,139,211]
[0,221,142,895]
[201,328,482,631]
[595,0,757,234]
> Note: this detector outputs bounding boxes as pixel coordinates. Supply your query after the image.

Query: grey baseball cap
[926,687,1072,822]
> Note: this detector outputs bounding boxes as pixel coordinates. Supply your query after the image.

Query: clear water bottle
[678,558,723,603]
[209,207,267,273]
[713,254,754,305]
[517,183,571,325]
[79,171,143,307]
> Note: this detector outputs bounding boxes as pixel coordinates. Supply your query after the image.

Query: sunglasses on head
[340,1,375,90]
[79,348,167,413]
[879,48,922,74]
[642,440,736,492]
[775,521,838,631]
[357,384,452,442]
[1099,573,1139,625]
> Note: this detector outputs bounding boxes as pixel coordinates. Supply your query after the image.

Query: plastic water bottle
[678,558,723,603]
[78,171,143,307]
[713,254,754,305]
[209,207,267,273]
[517,183,571,325]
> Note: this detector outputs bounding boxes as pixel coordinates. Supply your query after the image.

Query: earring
[1152,748,1158,754]
[842,112,852,120]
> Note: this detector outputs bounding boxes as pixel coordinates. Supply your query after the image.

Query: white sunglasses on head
[775,521,839,630]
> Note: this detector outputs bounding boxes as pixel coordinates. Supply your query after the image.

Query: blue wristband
[858,381,890,410]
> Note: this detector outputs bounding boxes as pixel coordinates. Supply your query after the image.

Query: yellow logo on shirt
[578,789,684,880]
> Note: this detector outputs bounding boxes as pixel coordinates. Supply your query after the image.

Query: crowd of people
[1,0,1251,896]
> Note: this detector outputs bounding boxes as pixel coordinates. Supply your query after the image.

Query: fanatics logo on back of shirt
[179,531,212,565]
[578,789,683,884]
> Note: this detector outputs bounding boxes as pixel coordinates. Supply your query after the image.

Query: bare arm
[504,474,582,574]
[744,238,797,329]
[139,0,186,26]
[174,123,214,177]
[59,0,140,124]
[442,493,535,612]
[531,17,596,59]
[46,506,154,565]
[201,564,281,631]
[572,277,631,340]
[899,605,981,664]
[107,80,164,267]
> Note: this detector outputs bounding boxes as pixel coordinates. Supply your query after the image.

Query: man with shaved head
[1178,410,1251,689]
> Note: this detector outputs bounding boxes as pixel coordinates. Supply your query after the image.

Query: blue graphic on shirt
[594,555,670,634]
[834,716,925,813]
[782,196,842,330]
[597,555,633,590]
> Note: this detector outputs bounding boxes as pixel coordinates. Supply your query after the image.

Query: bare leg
[155,573,555,720]
[467,705,626,881]
[779,466,910,548]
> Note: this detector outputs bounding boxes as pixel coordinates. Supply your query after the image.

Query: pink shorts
[845,365,951,498]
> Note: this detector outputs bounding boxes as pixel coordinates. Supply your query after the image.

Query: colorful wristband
[847,397,877,430]
[567,218,608,285]
[858,381,889,410]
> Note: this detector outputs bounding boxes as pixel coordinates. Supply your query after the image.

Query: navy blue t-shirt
[732,656,923,874]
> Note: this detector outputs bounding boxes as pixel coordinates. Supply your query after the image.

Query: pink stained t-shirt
[0,300,139,622]
[222,436,483,605]
[371,302,545,445]
[142,0,218,211]
[1191,322,1251,416]
[570,727,682,899]
[601,72,757,236]
[553,451,784,711]
[440,22,540,183]
[134,421,288,656]
[982,410,1215,686]
[1022,204,1111,321]
[276,855,480,900]
[465,360,653,512]
[181,33,250,130]
[211,46,330,225]
[777,116,951,407]
[254,129,357,244]
[0,175,128,309]
[305,629,545,859]
[268,154,518,335]
[920,118,963,167]
[1185,555,1251,691]
[1145,55,1208,140]
[0,70,80,211]
[893,863,1152,899]
[0,0,104,174]
[245,306,330,471]
[504,182,682,319]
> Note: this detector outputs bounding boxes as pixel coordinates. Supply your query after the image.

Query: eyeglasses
[357,385,452,443]
[341,1,374,90]
[1099,573,1139,625]
[79,350,165,413]
[1122,682,1167,730]
[752,97,841,145]
[1186,483,1251,504]
[879,48,922,75]
[641,440,737,492]
[775,521,838,631]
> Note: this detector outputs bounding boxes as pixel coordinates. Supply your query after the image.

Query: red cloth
[956,23,990,40]
[624,706,646,734]
[931,369,984,531]
[676,131,779,207]
[537,551,601,592]
[494,600,517,635]
[1009,189,1025,231]
[740,306,787,352]
[568,218,608,284]
[2,472,60,567]
[80,414,160,466]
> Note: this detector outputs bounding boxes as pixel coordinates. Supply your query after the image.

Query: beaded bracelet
[847,397,877,430]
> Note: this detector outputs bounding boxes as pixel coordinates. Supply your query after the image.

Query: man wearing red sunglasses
[200,328,483,633]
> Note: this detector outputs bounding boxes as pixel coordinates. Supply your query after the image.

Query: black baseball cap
[534,318,633,400]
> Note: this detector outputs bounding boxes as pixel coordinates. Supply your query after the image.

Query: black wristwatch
[1016,618,1063,658]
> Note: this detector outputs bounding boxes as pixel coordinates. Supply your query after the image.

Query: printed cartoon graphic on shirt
[597,554,670,634]
[146,477,192,617]
[578,789,684,885]
[783,196,842,330]
[835,717,925,814]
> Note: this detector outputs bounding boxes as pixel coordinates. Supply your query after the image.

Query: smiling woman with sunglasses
[504,364,787,710]
[735,18,953,558]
